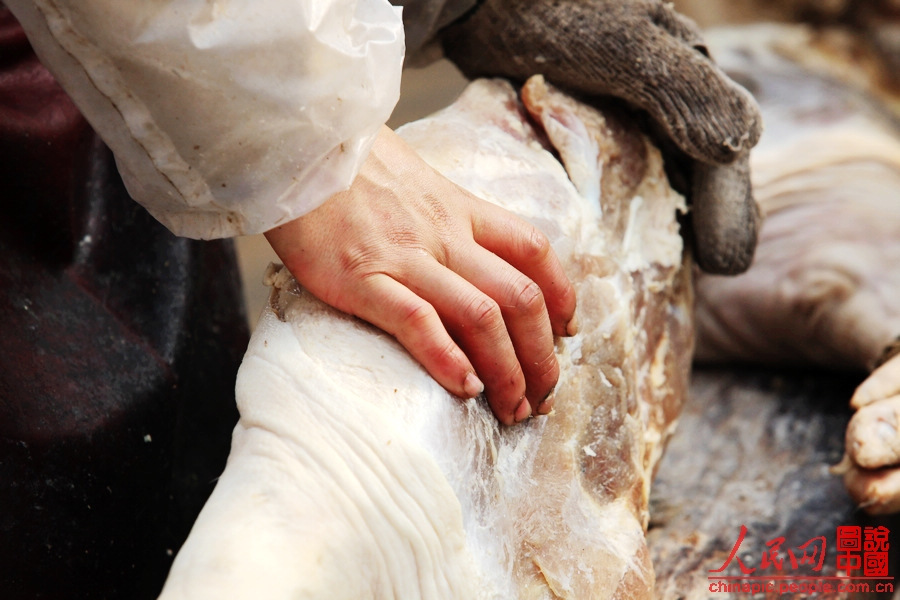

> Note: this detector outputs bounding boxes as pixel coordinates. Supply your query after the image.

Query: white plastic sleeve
[5,0,405,239]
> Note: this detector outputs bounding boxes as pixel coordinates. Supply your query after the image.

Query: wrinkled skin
[158,76,693,600]
[267,126,578,426]
[440,0,762,274]
[842,351,900,513]
[691,25,900,513]
[268,0,764,424]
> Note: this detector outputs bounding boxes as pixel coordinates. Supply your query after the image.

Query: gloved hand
[440,0,763,274]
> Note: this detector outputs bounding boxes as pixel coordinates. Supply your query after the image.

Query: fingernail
[463,372,484,398]
[537,388,556,415]
[514,397,532,423]
[565,315,579,336]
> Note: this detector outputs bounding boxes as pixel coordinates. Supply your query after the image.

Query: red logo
[836,525,890,576]
[707,524,894,595]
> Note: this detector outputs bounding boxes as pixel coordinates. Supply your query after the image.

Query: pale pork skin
[692,26,900,512]
[157,77,692,600]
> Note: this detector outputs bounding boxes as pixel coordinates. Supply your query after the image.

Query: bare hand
[265,126,577,425]
[841,351,900,513]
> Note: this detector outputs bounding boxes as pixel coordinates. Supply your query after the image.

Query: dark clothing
[0,9,248,599]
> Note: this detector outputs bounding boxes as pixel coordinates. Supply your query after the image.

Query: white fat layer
[160,78,688,600]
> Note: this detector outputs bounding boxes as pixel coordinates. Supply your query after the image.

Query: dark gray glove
[439,0,763,274]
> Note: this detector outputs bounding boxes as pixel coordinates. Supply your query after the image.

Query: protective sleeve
[4,0,405,239]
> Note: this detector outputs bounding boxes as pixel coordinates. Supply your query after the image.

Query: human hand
[841,349,900,514]
[265,126,577,426]
[440,0,762,274]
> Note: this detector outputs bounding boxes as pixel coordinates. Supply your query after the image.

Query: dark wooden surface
[649,366,900,599]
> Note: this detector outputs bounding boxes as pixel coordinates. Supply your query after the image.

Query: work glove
[440,0,763,274]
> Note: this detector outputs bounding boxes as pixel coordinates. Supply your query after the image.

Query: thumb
[689,151,760,275]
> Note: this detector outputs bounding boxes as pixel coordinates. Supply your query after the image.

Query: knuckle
[425,338,463,369]
[522,338,559,393]
[491,363,526,398]
[397,297,438,334]
[481,360,527,418]
[464,294,503,332]
[392,297,467,376]
[510,279,545,317]
[519,226,551,261]
[532,350,559,382]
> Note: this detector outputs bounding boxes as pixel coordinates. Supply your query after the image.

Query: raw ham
[158,76,692,600]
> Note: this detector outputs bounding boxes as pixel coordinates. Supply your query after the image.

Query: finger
[846,395,900,469]
[636,36,762,165]
[441,0,763,165]
[450,242,560,413]
[401,260,530,426]
[690,151,760,274]
[468,199,578,337]
[853,352,900,409]
[625,2,763,164]
[842,461,900,515]
[345,273,485,401]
